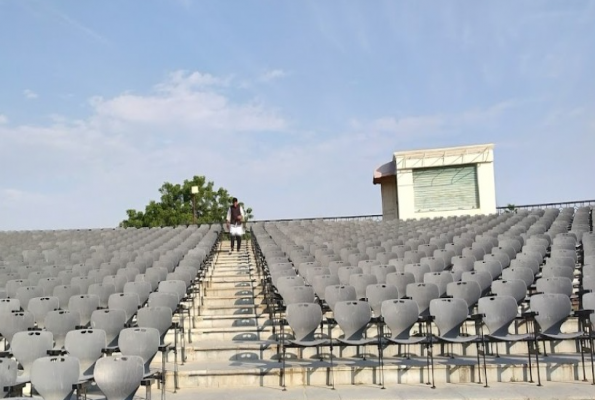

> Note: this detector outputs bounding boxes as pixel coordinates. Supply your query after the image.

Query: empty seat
[27,296,59,329]
[324,285,357,312]
[94,356,145,400]
[45,310,80,349]
[366,284,399,316]
[406,283,440,317]
[11,330,54,383]
[31,356,79,400]
[91,309,127,348]
[118,327,160,377]
[68,294,100,327]
[64,329,107,380]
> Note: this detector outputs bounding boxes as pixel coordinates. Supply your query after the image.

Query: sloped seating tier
[0,224,221,398]
[249,206,595,389]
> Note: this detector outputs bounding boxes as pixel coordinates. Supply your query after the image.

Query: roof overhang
[373,160,396,185]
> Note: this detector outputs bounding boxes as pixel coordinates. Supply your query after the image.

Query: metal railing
[496,199,595,213]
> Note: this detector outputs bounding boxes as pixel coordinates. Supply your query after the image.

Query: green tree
[120,175,253,228]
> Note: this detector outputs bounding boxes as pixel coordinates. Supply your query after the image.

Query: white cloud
[0,114,7,124]
[259,69,289,83]
[23,89,39,99]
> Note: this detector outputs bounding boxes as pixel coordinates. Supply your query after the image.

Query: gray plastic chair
[312,274,340,300]
[11,330,53,383]
[88,283,116,309]
[38,277,62,297]
[31,356,79,400]
[0,358,17,397]
[502,267,534,287]
[94,356,144,400]
[68,294,100,327]
[404,263,431,283]
[406,283,440,317]
[461,270,493,295]
[53,285,81,310]
[156,281,185,304]
[381,298,425,343]
[124,281,152,306]
[71,277,94,294]
[531,293,581,339]
[91,309,127,348]
[474,260,503,280]
[541,265,574,281]
[0,298,20,313]
[148,292,180,312]
[103,275,129,293]
[420,256,446,273]
[5,279,29,299]
[64,329,107,380]
[423,271,453,297]
[118,327,160,376]
[491,279,527,304]
[324,285,357,312]
[478,295,530,341]
[136,306,173,345]
[282,285,316,305]
[337,266,363,285]
[430,298,475,341]
[45,310,80,349]
[366,284,399,317]
[334,300,376,344]
[349,273,378,300]
[285,303,326,345]
[385,272,415,299]
[15,286,44,310]
[0,310,34,345]
[371,265,397,284]
[108,293,140,325]
[27,296,59,328]
[446,280,481,311]
[535,277,573,297]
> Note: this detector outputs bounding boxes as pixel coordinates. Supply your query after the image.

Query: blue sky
[1,0,594,229]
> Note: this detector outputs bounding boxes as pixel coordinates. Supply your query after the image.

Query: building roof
[373,159,396,185]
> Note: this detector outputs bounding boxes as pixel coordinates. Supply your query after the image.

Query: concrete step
[193,315,270,329]
[164,355,588,389]
[203,287,261,297]
[199,304,267,316]
[201,296,256,307]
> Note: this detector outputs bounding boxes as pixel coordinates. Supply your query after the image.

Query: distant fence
[247,199,595,225]
[496,199,595,213]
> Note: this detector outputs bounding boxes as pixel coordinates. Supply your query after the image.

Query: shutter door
[413,165,479,212]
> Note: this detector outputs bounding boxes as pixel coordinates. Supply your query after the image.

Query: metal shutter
[413,165,479,212]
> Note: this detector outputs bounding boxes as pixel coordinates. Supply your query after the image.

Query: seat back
[385,272,415,299]
[11,330,54,380]
[531,293,572,335]
[502,267,534,287]
[108,293,140,324]
[0,358,17,394]
[366,284,399,316]
[406,283,440,316]
[68,294,100,327]
[52,285,81,309]
[478,295,518,337]
[286,302,323,342]
[0,310,34,344]
[148,292,179,312]
[91,309,127,347]
[64,329,107,378]
[31,356,79,400]
[136,306,173,344]
[312,274,340,300]
[446,280,481,311]
[324,285,357,312]
[118,327,160,375]
[491,279,527,304]
[381,299,419,340]
[334,301,372,341]
[535,277,573,297]
[27,296,59,328]
[349,273,377,299]
[282,285,315,305]
[429,298,469,339]
[45,310,80,349]
[94,356,144,400]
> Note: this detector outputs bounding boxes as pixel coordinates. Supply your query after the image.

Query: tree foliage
[120,175,253,228]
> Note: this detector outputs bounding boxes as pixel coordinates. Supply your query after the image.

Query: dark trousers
[231,234,242,251]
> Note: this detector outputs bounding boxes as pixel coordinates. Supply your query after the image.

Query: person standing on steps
[226,197,245,253]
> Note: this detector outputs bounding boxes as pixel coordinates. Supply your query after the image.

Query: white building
[373,144,497,220]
